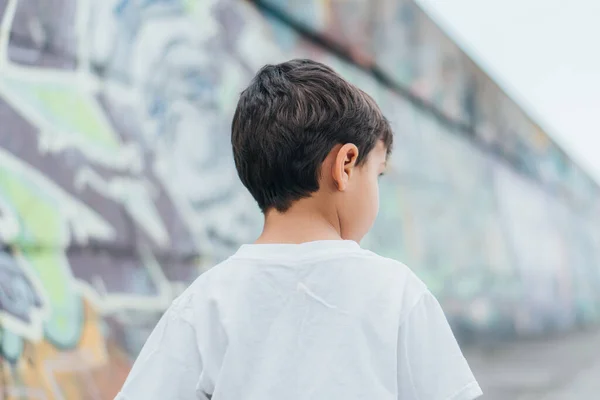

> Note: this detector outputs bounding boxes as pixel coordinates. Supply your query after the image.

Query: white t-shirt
[116,240,482,400]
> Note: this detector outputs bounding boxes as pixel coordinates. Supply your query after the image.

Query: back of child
[116,59,482,400]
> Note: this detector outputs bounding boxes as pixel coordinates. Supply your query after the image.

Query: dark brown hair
[232,59,393,213]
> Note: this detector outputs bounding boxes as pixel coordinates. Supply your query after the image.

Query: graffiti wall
[0,0,599,399]
[0,0,269,398]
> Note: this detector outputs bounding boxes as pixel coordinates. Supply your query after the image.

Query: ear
[332,143,359,191]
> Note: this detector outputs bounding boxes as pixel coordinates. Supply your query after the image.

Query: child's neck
[256,200,342,245]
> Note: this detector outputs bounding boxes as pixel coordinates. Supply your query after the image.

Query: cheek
[375,180,381,208]
[370,178,380,217]
[341,174,380,241]
[358,175,380,220]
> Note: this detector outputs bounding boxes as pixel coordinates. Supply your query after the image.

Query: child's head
[232,59,393,241]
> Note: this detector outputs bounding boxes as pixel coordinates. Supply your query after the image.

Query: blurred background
[0,0,598,399]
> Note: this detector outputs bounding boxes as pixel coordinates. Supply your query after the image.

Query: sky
[415,0,600,183]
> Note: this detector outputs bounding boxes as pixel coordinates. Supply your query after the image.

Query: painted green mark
[0,166,83,349]
[24,250,84,350]
[183,0,197,13]
[0,168,67,247]
[34,86,120,149]
[3,80,120,151]
[0,329,24,362]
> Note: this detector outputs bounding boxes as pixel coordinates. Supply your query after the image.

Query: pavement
[464,328,600,399]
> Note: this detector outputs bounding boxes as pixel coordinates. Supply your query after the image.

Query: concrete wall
[0,0,599,398]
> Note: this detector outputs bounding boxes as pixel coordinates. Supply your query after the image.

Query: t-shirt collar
[233,240,361,261]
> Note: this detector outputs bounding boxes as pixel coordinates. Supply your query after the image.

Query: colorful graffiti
[0,0,269,398]
[0,0,599,399]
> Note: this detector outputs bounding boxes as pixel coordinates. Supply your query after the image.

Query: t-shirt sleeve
[115,305,208,400]
[397,291,482,400]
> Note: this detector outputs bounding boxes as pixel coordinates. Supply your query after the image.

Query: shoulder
[341,249,429,308]
[169,257,245,316]
[355,249,426,288]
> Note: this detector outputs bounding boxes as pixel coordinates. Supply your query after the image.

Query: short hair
[231,59,393,213]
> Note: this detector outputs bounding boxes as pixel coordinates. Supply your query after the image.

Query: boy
[116,59,482,400]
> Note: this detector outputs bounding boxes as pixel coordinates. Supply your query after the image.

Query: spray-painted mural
[0,0,269,398]
[0,0,599,398]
